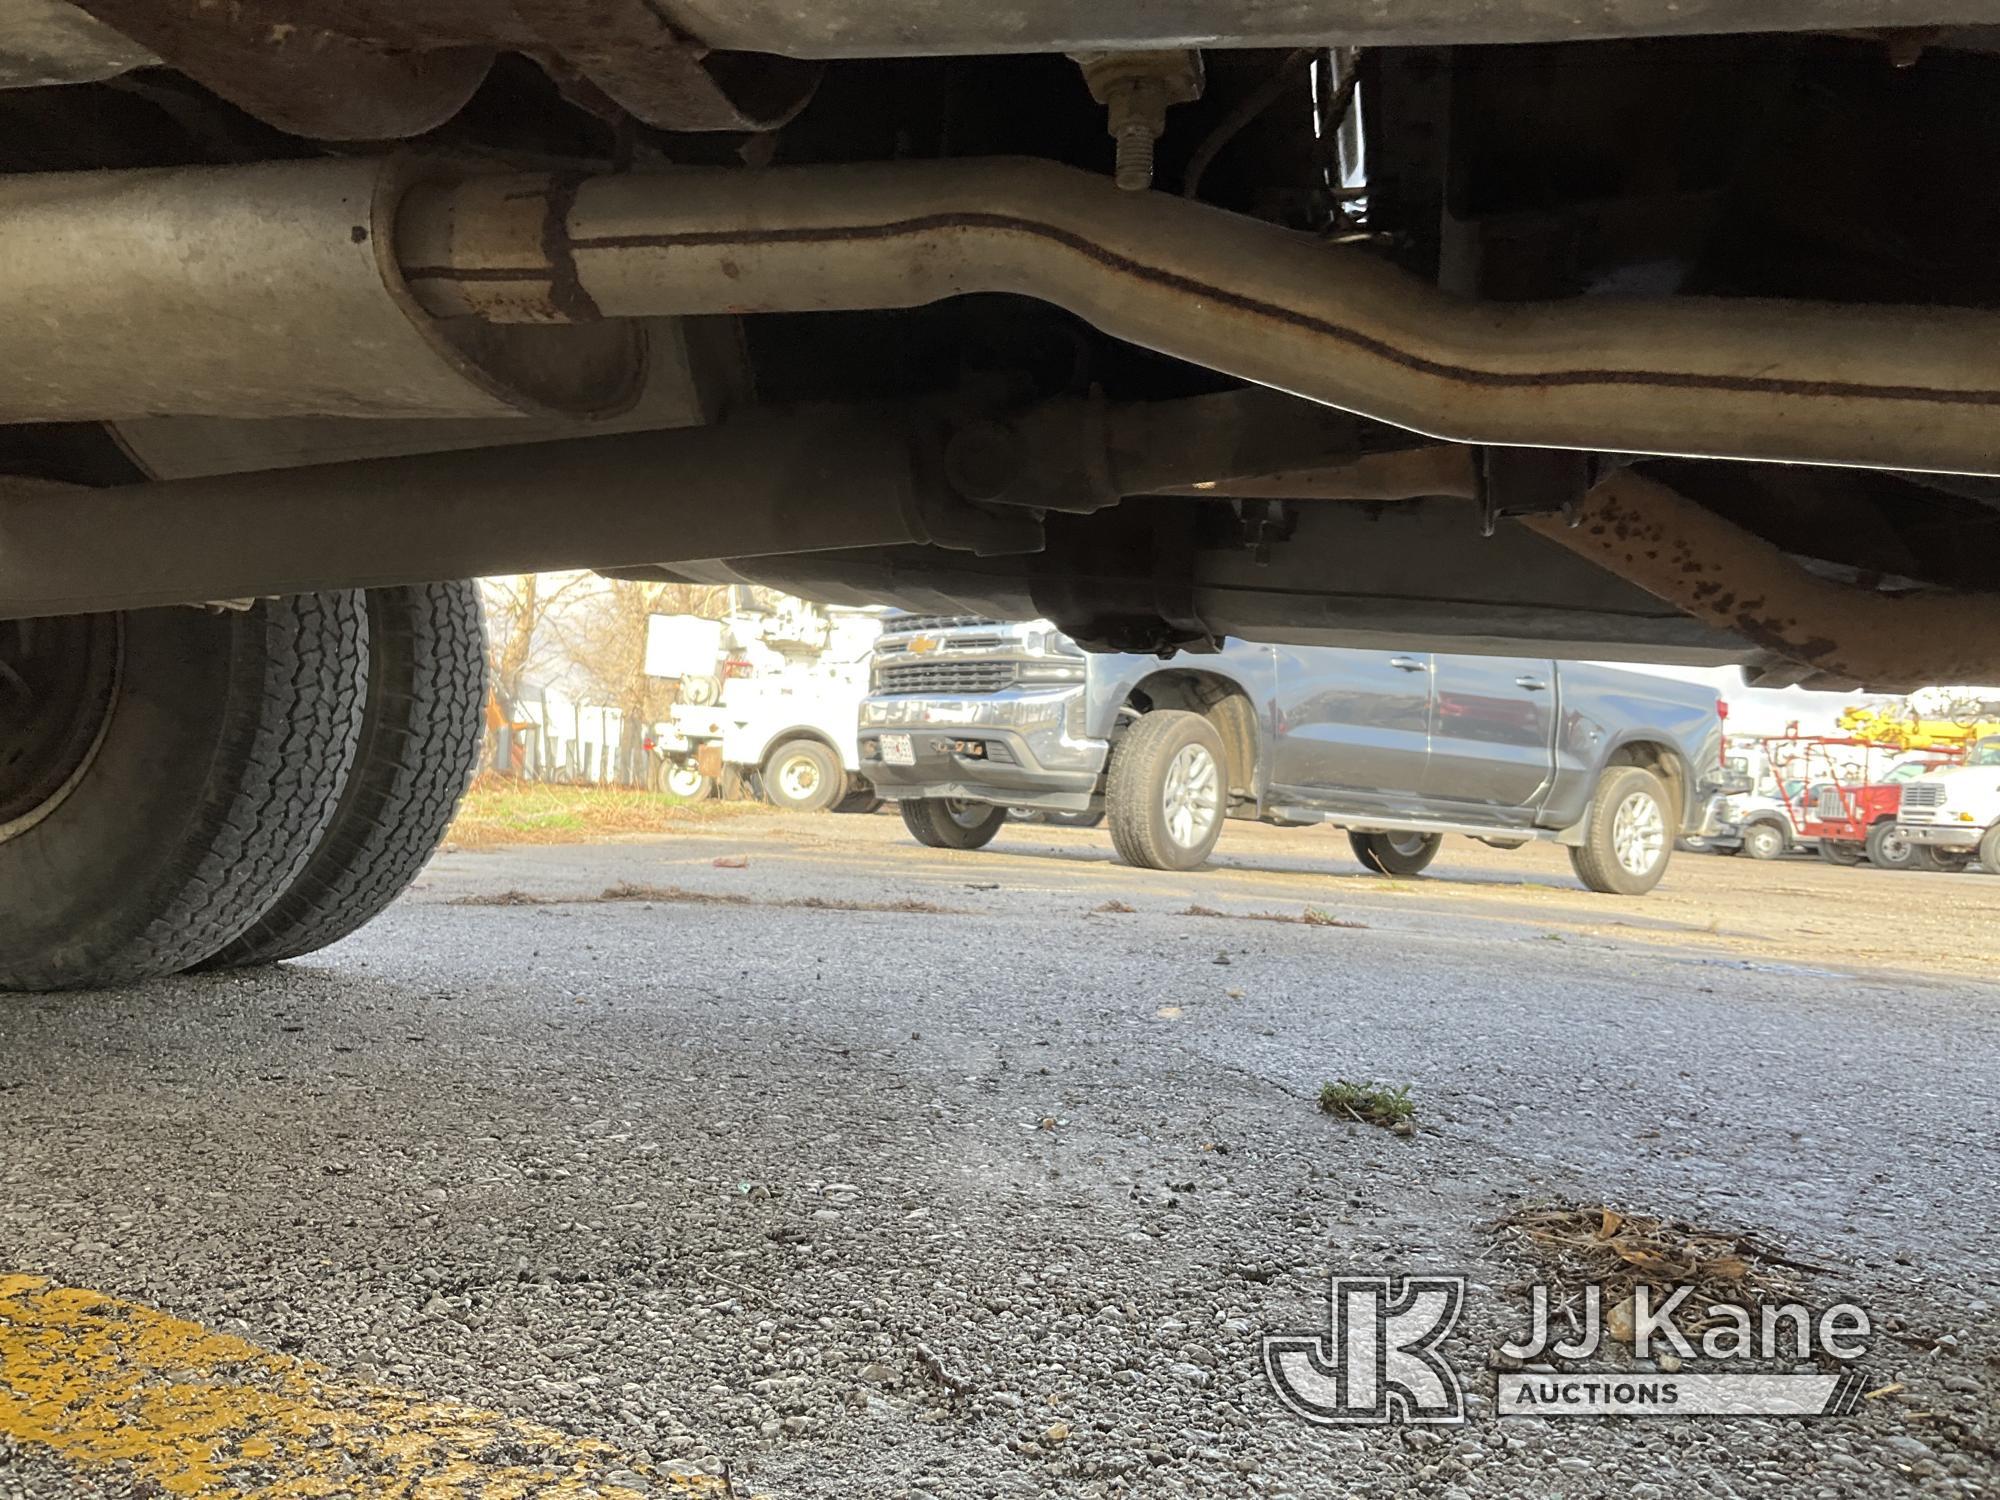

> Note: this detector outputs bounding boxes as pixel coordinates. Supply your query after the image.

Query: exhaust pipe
[399,159,2000,477]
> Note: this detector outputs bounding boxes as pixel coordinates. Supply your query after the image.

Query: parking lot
[2,809,1996,1498]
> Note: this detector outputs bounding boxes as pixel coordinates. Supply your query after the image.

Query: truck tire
[204,584,485,969]
[1569,764,1674,895]
[1106,710,1228,872]
[763,739,843,812]
[901,797,1007,849]
[832,779,884,814]
[1863,819,1919,871]
[1349,831,1443,876]
[1817,838,1863,866]
[1915,846,1972,872]
[1741,820,1787,861]
[1979,823,2000,873]
[666,763,715,800]
[0,595,367,992]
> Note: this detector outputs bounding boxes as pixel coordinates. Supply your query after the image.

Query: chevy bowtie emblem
[907,635,941,654]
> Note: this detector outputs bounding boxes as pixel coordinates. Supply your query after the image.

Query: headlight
[1017,661,1086,684]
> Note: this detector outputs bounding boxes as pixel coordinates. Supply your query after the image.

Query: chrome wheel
[1160,743,1221,850]
[1611,790,1665,876]
[1385,833,1432,858]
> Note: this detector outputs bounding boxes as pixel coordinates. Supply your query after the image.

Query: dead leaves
[1495,1201,1815,1317]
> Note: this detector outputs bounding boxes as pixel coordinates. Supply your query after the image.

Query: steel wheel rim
[778,755,821,800]
[0,614,121,844]
[1611,790,1665,876]
[1877,830,1911,863]
[1161,742,1221,849]
[667,765,706,797]
[1386,832,1431,857]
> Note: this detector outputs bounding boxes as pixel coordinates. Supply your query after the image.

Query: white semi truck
[1894,736,2000,872]
[648,596,884,813]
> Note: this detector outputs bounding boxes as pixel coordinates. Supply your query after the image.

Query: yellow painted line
[0,1275,748,1498]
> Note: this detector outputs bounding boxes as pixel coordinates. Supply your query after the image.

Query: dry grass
[1493,1202,1821,1321]
[445,888,553,907]
[451,881,965,916]
[446,773,750,850]
[1180,902,1367,930]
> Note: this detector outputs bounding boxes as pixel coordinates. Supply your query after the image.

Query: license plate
[880,732,915,766]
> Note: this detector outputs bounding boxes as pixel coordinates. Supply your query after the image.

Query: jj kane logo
[1264,1276,1467,1425]
[1265,1275,1870,1424]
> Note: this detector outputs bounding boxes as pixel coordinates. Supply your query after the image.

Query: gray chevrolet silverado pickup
[860,618,1726,895]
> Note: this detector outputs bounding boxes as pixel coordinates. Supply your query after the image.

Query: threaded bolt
[1113,122,1156,191]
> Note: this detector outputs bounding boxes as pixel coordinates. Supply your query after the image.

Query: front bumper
[1897,821,1984,849]
[1689,792,1732,840]
[858,686,1106,810]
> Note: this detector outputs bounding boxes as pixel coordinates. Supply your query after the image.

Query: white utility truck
[647,596,885,812]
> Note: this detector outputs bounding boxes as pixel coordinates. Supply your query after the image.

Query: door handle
[1389,656,1428,673]
[1515,676,1549,691]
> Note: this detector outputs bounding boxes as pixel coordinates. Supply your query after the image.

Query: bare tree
[566,579,730,785]
[479,572,595,774]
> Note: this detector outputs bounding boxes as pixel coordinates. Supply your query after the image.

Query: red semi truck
[1753,731,1962,870]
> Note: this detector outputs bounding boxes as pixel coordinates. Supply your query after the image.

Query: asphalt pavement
[1,810,1995,1498]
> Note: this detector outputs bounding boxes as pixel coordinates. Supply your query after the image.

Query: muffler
[0,157,644,422]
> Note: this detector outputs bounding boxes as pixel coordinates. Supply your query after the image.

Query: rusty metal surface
[509,0,821,131]
[396,157,2000,476]
[1157,444,1479,501]
[74,0,492,139]
[1517,470,2000,689]
[65,0,815,137]
[0,0,156,87]
[0,157,644,421]
[21,1,1990,139]
[618,0,2000,56]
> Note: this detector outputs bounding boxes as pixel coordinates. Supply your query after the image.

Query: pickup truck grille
[876,660,1018,695]
[883,614,1006,635]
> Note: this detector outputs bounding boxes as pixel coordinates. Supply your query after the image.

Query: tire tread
[1105,710,1226,872]
[0,593,368,990]
[210,583,485,967]
[1567,764,1671,896]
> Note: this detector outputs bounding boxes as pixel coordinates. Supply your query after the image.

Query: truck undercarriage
[6,2,2000,987]
[4,2,2000,690]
